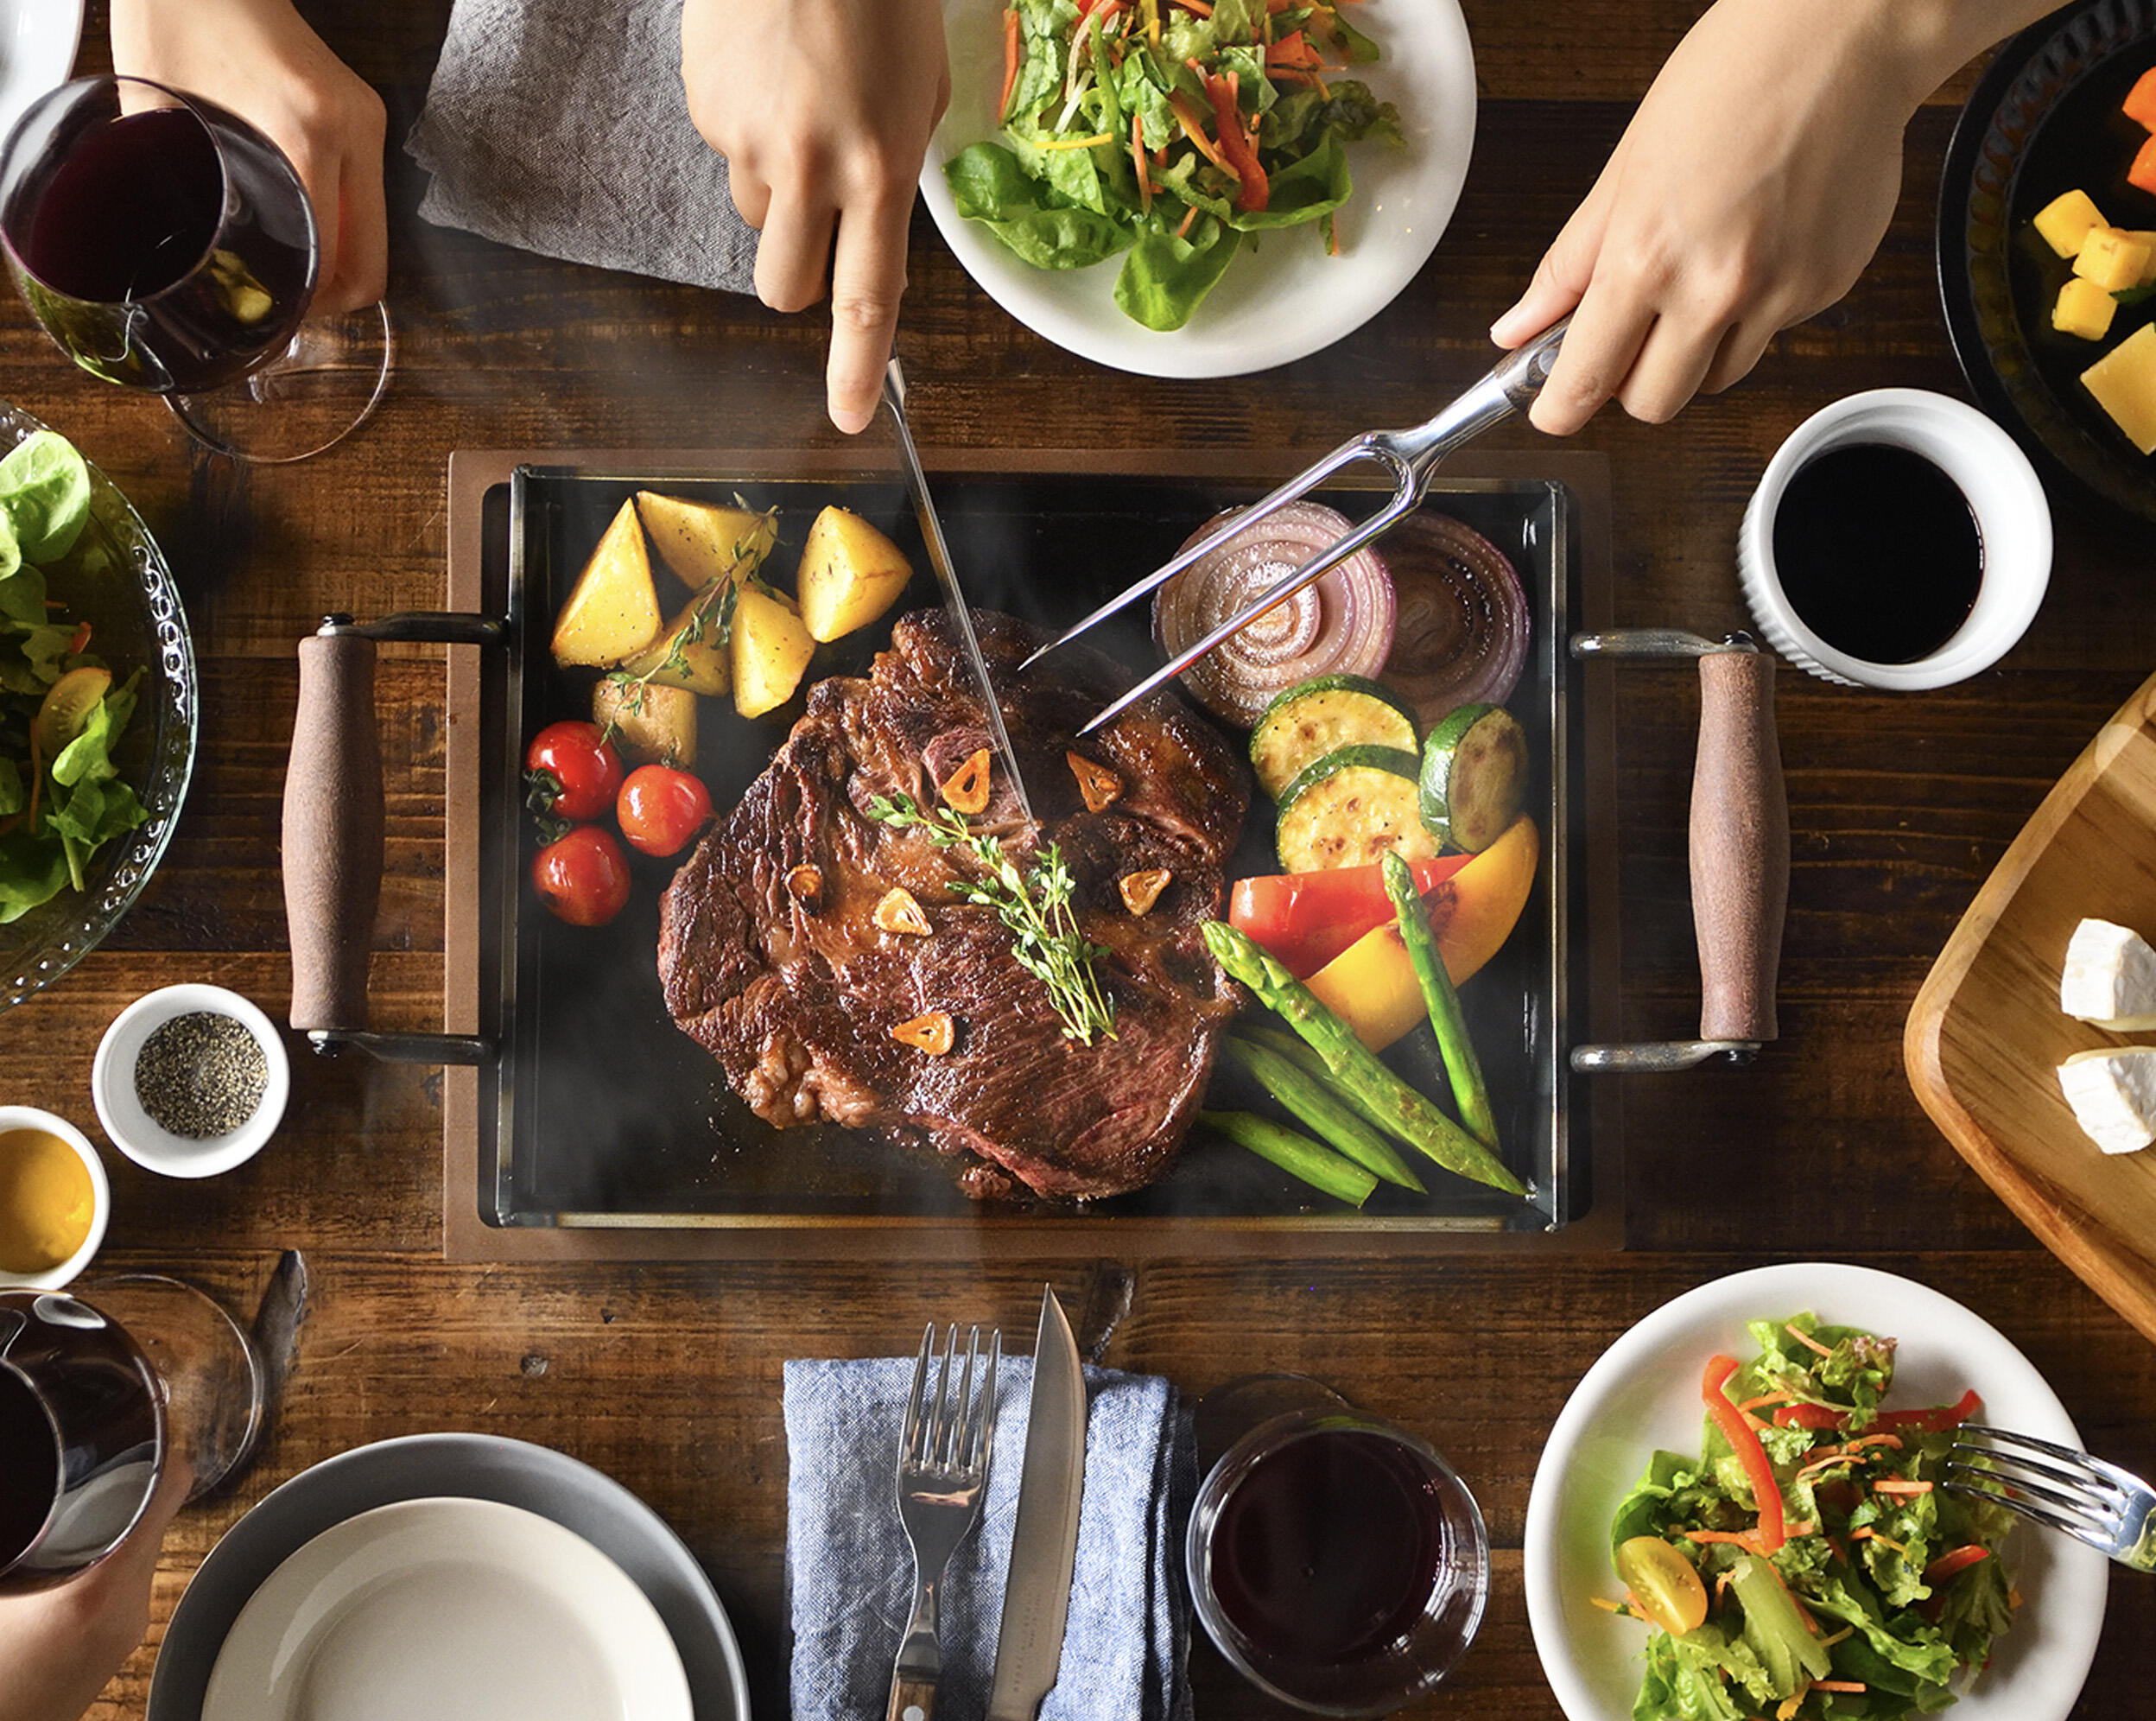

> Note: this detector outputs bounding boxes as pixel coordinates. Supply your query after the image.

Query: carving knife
[986,1285,1088,1721]
[881,359,1033,822]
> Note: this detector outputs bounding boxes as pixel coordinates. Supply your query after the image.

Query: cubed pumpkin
[2034,187,2109,257]
[2082,322,2156,455]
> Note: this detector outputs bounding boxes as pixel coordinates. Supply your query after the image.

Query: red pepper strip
[1874,1388,1982,1434]
[1772,1402,1847,1431]
[1922,1545,1991,1584]
[67,620,92,655]
[1703,1355,1786,1553]
[1202,71,1268,212]
[1166,92,1235,176]
[999,7,1022,122]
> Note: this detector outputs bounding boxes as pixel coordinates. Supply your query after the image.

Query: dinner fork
[1943,1424,2156,1572]
[887,1321,1000,1721]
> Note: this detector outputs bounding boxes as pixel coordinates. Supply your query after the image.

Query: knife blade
[986,1285,1088,1721]
[881,360,1034,822]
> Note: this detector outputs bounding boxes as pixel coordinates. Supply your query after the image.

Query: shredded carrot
[1131,113,1152,212]
[1176,0,1212,13]
[1738,1390,1797,1413]
[1812,1681,1867,1693]
[1684,1529,1766,1549]
[1785,1323,1836,1358]
[1872,1479,1934,1496]
[999,6,1023,122]
[1588,1594,1626,1615]
[1175,204,1199,238]
[1166,93,1234,176]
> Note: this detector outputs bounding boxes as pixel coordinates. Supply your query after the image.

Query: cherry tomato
[1614,1536,1709,1637]
[526,721,624,822]
[532,825,632,926]
[616,765,713,857]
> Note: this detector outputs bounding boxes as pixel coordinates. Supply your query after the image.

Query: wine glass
[0,75,390,466]
[0,1278,263,1591]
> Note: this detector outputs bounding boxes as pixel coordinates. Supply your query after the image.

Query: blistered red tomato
[616,765,713,857]
[532,825,632,925]
[526,721,624,822]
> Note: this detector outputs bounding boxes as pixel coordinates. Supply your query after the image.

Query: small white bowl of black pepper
[92,985,290,1178]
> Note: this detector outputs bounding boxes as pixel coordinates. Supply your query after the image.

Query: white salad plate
[923,0,1476,378]
[0,0,82,149]
[149,1434,750,1721]
[1523,1261,2109,1721]
[201,1497,691,1721]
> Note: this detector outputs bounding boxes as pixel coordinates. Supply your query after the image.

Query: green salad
[0,429,148,924]
[1606,1314,2018,1721]
[944,0,1402,330]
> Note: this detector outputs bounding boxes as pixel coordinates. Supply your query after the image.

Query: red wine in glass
[0,1279,264,1594]
[0,1289,164,1592]
[2,84,314,394]
[0,76,390,462]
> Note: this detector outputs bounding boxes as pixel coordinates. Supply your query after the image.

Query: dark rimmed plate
[149,1434,750,1721]
[1938,0,2156,523]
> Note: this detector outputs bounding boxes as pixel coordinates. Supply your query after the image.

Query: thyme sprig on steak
[867,790,1117,1047]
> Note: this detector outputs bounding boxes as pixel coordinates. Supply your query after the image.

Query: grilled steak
[656,608,1248,1200]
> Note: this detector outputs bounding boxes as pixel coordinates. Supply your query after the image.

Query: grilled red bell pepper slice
[1229,854,1473,976]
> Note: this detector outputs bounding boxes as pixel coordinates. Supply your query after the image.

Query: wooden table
[15,3,2154,1716]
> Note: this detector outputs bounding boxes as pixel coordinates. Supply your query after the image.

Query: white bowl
[92,985,289,1178]
[0,1104,108,1289]
[1737,389,2051,689]
[1523,1262,2107,1721]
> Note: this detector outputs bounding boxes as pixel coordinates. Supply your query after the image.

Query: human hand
[109,0,389,314]
[0,1456,187,1721]
[1490,0,2037,433]
[682,0,951,435]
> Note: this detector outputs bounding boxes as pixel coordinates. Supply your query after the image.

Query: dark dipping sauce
[1771,442,1982,664]
[1210,1428,1447,1667]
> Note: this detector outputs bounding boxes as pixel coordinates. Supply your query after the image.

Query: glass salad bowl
[0,399,196,1013]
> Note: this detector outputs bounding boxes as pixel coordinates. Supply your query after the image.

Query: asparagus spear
[1198,1109,1378,1207]
[1202,920,1526,1197]
[1382,848,1500,1151]
[1222,1033,1428,1193]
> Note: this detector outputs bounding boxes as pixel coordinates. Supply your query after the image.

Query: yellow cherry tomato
[1614,1535,1709,1636]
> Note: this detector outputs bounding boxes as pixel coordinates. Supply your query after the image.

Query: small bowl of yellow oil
[0,1107,109,1290]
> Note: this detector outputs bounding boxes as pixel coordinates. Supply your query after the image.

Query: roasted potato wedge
[732,584,816,719]
[634,492,777,592]
[796,505,914,642]
[618,584,732,695]
[593,675,698,769]
[552,499,663,668]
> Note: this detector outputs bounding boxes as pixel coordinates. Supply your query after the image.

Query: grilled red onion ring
[1151,501,1395,727]
[1373,511,1530,727]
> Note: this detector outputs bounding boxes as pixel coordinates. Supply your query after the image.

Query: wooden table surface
[16,3,2156,1717]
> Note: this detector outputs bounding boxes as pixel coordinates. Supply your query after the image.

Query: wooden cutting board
[1906,666,2156,1344]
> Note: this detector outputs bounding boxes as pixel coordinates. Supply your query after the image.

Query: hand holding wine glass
[0,1455,186,1721]
[0,74,391,463]
[108,0,389,316]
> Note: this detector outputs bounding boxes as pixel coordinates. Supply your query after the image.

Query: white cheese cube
[2059,918,2156,1029]
[2059,1049,2156,1154]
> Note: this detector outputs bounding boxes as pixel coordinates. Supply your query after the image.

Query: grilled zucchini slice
[1419,703,1528,854]
[1248,675,1419,801]
[1275,745,1442,873]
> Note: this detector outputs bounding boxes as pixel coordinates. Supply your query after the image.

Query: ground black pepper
[134,1012,269,1139]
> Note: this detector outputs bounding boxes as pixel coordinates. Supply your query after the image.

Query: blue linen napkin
[406,0,758,294]
[783,1355,1195,1721]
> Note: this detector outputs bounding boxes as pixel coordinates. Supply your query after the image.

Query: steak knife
[881,359,1034,822]
[986,1285,1088,1721]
